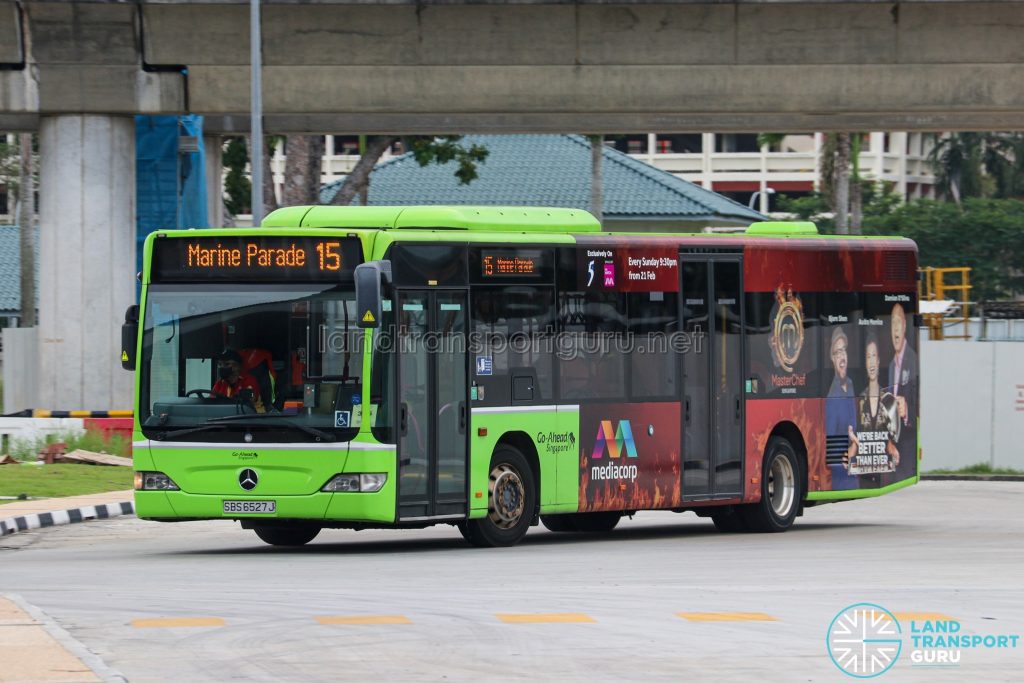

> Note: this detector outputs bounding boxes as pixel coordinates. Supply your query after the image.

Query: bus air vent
[884,251,911,281]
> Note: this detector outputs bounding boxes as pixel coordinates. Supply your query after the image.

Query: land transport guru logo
[590,420,638,482]
[827,603,1020,677]
[827,603,902,678]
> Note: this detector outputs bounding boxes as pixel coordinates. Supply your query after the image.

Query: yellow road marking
[496,613,596,624]
[131,617,226,628]
[676,612,778,622]
[890,612,957,622]
[316,615,412,625]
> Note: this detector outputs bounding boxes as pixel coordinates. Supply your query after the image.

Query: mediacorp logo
[590,420,638,482]
[827,603,1021,677]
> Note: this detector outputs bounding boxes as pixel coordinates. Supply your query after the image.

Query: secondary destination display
[152,236,363,282]
[478,249,546,278]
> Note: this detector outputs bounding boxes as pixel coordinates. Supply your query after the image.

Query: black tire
[252,524,321,547]
[738,436,802,533]
[569,511,621,533]
[459,446,536,548]
[710,507,747,533]
[541,515,578,532]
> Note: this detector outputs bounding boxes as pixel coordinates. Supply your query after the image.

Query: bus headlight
[135,472,180,491]
[321,473,387,493]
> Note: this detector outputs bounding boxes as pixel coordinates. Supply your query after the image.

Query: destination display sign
[470,247,553,283]
[152,236,363,282]
[481,249,543,277]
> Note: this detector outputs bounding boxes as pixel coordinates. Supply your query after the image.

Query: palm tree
[282,135,325,206]
[928,133,987,206]
[833,133,851,234]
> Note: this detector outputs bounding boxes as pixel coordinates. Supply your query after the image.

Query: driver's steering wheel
[185,389,218,399]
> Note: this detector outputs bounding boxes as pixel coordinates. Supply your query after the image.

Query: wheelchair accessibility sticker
[334,411,351,428]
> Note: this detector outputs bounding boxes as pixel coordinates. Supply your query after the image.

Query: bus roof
[262,205,602,233]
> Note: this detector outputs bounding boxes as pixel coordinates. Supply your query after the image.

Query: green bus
[124,205,920,547]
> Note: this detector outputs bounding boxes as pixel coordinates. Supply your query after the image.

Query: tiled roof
[0,225,38,315]
[320,134,766,225]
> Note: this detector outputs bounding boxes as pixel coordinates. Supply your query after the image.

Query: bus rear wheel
[459,446,536,548]
[738,436,802,533]
[252,523,321,547]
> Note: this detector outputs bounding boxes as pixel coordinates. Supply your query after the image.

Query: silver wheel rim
[488,464,525,529]
[767,454,796,519]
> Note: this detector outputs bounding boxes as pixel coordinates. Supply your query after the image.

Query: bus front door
[396,290,470,521]
[680,255,744,500]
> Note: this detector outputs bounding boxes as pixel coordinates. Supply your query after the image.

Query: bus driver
[212,348,265,413]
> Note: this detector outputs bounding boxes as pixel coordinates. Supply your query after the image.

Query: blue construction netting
[135,115,209,293]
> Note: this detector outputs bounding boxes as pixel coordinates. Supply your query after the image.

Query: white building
[275,132,938,215]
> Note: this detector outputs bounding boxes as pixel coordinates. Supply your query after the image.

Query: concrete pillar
[204,134,223,227]
[870,132,885,180]
[38,115,135,411]
[701,133,715,190]
[812,133,823,193]
[759,143,770,214]
[893,132,908,199]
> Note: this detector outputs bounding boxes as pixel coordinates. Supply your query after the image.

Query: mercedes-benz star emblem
[238,469,259,491]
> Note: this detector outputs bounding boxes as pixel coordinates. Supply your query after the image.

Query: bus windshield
[139,283,367,442]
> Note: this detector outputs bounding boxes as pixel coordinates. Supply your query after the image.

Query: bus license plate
[223,500,276,514]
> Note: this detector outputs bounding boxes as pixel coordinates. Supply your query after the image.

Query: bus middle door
[395,290,470,521]
[680,254,745,500]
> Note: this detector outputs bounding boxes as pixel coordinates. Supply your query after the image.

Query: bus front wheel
[459,446,536,548]
[738,436,802,533]
[252,523,321,547]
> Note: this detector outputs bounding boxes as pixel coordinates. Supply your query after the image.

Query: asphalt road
[1,481,1022,682]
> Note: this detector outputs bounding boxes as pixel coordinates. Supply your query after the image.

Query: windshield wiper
[208,413,336,442]
[155,424,228,441]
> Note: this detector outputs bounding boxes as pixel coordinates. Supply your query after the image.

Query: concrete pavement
[0,481,1022,681]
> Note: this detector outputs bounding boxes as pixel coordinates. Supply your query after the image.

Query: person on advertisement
[826,326,859,489]
[887,301,917,481]
[849,332,899,478]
[888,302,916,425]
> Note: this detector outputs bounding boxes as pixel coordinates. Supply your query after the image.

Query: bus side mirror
[121,304,139,370]
[355,260,392,329]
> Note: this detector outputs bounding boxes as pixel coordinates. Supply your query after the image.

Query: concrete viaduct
[0,0,1022,410]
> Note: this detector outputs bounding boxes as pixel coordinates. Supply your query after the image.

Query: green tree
[864,198,1024,300]
[329,136,488,206]
[928,133,987,205]
[223,137,251,217]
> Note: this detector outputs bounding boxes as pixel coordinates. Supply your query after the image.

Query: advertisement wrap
[578,402,681,512]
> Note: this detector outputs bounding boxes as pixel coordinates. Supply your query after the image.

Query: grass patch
[0,464,133,502]
[6,428,131,462]
[924,462,1024,476]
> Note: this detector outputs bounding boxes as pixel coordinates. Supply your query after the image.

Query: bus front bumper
[134,489,396,524]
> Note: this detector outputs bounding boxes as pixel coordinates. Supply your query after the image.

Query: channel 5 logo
[591,420,638,460]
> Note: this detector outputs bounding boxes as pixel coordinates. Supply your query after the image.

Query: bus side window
[628,291,679,400]
[471,287,554,405]
[557,290,627,401]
